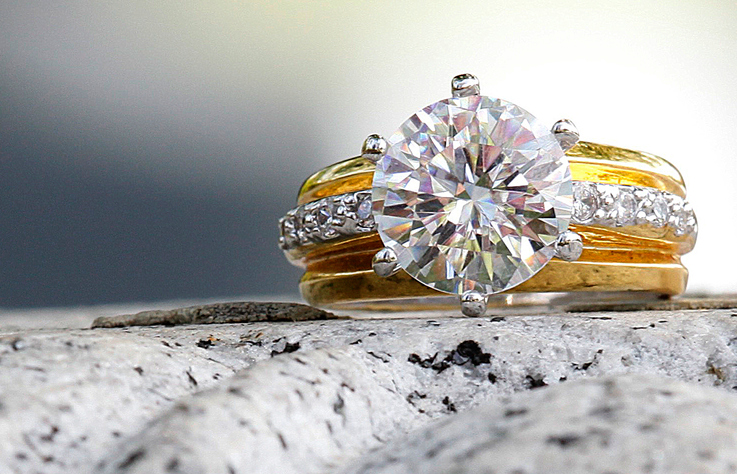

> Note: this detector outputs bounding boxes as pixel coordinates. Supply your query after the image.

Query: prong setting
[451,73,480,98]
[551,119,580,152]
[372,247,400,278]
[554,230,584,262]
[460,291,487,317]
[361,134,387,163]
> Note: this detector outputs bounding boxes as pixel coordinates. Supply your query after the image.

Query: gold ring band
[278,76,697,315]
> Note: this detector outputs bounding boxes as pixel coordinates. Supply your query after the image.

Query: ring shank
[285,140,694,310]
[300,259,688,309]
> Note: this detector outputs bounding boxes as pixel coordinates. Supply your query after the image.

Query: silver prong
[460,291,487,317]
[554,230,583,261]
[372,247,400,278]
[451,74,480,98]
[551,119,579,152]
[361,134,387,163]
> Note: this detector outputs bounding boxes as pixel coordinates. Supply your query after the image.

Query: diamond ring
[279,74,697,316]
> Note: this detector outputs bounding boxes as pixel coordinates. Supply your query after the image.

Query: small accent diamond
[670,198,697,237]
[573,182,598,223]
[615,191,637,227]
[594,184,619,226]
[357,195,372,220]
[650,194,669,228]
[317,201,338,238]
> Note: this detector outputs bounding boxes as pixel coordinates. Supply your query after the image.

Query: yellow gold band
[283,141,695,310]
[297,141,687,205]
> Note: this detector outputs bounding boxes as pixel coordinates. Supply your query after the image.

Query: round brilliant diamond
[371,96,572,295]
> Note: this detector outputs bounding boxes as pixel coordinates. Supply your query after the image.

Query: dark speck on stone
[547,434,581,447]
[441,396,457,413]
[488,373,497,383]
[40,426,59,442]
[196,339,214,349]
[333,394,345,416]
[409,340,491,373]
[166,457,180,472]
[526,375,547,389]
[504,408,528,417]
[490,316,506,322]
[590,406,615,417]
[697,450,715,460]
[453,340,491,366]
[117,449,146,469]
[271,342,300,357]
[408,353,447,372]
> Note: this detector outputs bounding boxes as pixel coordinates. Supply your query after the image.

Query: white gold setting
[279,182,697,250]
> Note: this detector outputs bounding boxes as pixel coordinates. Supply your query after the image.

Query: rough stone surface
[2,305,737,473]
[91,301,339,328]
[95,346,422,474]
[340,375,737,474]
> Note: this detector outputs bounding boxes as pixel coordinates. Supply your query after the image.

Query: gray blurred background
[1,0,735,309]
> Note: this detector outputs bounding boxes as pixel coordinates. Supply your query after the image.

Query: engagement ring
[279,74,697,316]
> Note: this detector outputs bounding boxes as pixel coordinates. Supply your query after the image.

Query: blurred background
[0,0,735,309]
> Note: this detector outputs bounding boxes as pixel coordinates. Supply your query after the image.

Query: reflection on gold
[296,141,686,205]
[289,140,693,308]
[300,260,688,308]
[284,222,696,265]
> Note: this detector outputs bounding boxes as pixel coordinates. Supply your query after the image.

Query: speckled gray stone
[2,307,737,474]
[339,374,737,474]
[95,346,422,474]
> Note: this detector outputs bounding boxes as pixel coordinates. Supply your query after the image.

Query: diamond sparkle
[371,95,573,295]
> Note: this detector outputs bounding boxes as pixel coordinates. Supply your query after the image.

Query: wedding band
[279,74,697,316]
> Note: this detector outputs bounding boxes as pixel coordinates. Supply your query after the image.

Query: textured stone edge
[91,302,341,328]
[565,295,737,313]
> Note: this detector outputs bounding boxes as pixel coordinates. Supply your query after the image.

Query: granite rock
[340,374,737,474]
[2,306,737,473]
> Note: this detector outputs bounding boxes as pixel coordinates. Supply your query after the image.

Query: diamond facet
[371,95,573,295]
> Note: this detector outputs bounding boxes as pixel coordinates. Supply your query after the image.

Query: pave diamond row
[573,182,697,235]
[279,191,375,250]
[279,183,697,251]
